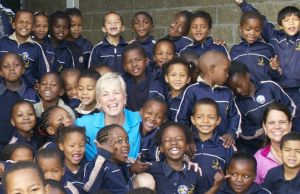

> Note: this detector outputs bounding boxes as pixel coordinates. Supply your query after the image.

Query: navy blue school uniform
[0,5,13,37]
[40,136,57,149]
[230,38,280,82]
[263,165,300,194]
[0,33,50,87]
[132,36,155,61]
[146,161,209,194]
[239,1,300,131]
[75,36,93,69]
[217,181,271,194]
[62,180,80,194]
[8,129,38,153]
[175,78,241,138]
[165,35,193,55]
[123,67,166,111]
[0,80,39,151]
[88,36,128,73]
[192,132,234,188]
[66,40,86,71]
[236,80,295,140]
[166,91,184,121]
[180,37,230,59]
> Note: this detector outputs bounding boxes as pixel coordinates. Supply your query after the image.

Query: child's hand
[129,156,150,174]
[269,55,280,70]
[235,0,244,5]
[185,143,197,159]
[94,136,116,154]
[221,134,235,148]
[187,161,202,176]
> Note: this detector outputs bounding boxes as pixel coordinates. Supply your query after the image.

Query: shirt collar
[197,76,223,89]
[134,35,154,44]
[0,79,27,96]
[193,36,213,46]
[9,32,34,44]
[103,36,127,46]
[194,131,220,146]
[162,161,188,177]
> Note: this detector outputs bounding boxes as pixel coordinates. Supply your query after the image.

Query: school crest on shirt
[256,95,266,104]
[257,57,264,66]
[21,52,30,68]
[79,56,84,64]
[177,185,194,194]
[295,42,300,51]
[224,104,229,115]
[212,159,222,170]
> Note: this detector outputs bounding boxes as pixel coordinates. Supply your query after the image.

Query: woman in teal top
[76,73,141,161]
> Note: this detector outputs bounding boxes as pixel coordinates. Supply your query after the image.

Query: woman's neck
[166,159,184,171]
[271,142,282,163]
[105,112,125,126]
[106,36,120,46]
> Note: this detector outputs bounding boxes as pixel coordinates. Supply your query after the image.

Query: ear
[10,119,15,127]
[164,74,169,83]
[102,26,107,33]
[216,116,221,126]
[0,70,3,78]
[44,184,50,194]
[186,76,191,84]
[139,107,144,116]
[262,122,267,135]
[190,115,196,125]
[245,72,251,80]
[46,127,55,136]
[58,142,64,152]
[279,25,283,30]
[209,64,215,73]
[12,22,16,30]
[121,25,125,32]
[159,145,164,154]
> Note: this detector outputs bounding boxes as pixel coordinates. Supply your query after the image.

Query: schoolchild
[131,11,155,61]
[235,0,300,130]
[88,11,127,73]
[217,152,271,194]
[191,98,235,188]
[230,10,281,82]
[47,11,74,72]
[180,10,230,59]
[166,10,193,55]
[164,58,191,121]
[0,10,50,87]
[227,61,296,153]
[32,11,49,45]
[60,68,81,109]
[75,69,100,117]
[146,121,221,194]
[35,148,79,194]
[65,7,93,70]
[8,100,38,153]
[176,51,241,147]
[2,161,50,194]
[1,143,34,162]
[39,106,73,149]
[34,72,76,119]
[0,52,39,150]
[263,132,300,194]
[122,44,165,111]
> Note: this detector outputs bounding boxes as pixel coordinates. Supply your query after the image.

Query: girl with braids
[39,106,73,149]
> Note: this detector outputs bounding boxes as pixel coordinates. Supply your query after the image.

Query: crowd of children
[0,0,299,193]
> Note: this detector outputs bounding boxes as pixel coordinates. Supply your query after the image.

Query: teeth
[44,91,51,97]
[170,148,180,154]
[146,121,155,128]
[108,104,117,108]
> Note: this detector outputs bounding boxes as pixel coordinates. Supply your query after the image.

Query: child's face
[11,103,36,134]
[37,157,64,182]
[240,18,262,44]
[102,13,124,37]
[33,15,49,40]
[160,126,187,162]
[169,14,188,37]
[52,18,69,41]
[141,101,167,135]
[280,14,300,36]
[227,159,255,194]
[263,110,292,144]
[123,49,147,81]
[0,54,24,83]
[77,77,97,106]
[165,63,191,92]
[211,58,230,86]
[281,140,300,169]
[191,104,220,137]
[227,73,252,97]
[39,74,63,102]
[63,74,79,99]
[59,132,85,166]
[154,42,175,68]
[12,12,34,39]
[5,168,49,194]
[110,127,130,163]
[70,15,83,39]
[11,147,33,162]
[47,108,73,136]
[132,14,152,39]
[190,17,210,43]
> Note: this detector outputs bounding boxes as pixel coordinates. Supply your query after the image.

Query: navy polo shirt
[165,35,193,55]
[75,36,93,69]
[66,40,85,71]
[147,161,209,194]
[167,91,184,121]
[88,36,128,74]
[193,132,234,188]
[217,181,271,194]
[180,37,230,59]
[236,80,295,138]
[175,79,241,137]
[9,129,38,153]
[263,165,300,194]
[132,35,156,61]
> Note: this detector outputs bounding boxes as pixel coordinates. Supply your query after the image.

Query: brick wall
[25,0,300,47]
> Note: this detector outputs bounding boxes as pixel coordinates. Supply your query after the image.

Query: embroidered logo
[79,56,84,64]
[212,159,222,170]
[177,185,194,194]
[256,95,266,104]
[295,42,300,51]
[21,52,30,68]
[257,57,264,66]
